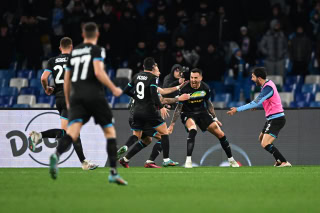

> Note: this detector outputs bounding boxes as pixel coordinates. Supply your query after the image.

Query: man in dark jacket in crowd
[163,64,184,108]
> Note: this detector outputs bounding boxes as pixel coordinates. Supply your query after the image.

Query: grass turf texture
[0,166,319,213]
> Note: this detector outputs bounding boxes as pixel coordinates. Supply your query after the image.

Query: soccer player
[123,57,178,167]
[49,22,127,185]
[168,68,239,168]
[28,37,98,170]
[118,91,190,168]
[227,67,291,167]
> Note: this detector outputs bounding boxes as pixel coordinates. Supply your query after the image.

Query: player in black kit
[123,57,179,167]
[49,22,127,185]
[28,37,98,170]
[168,68,240,168]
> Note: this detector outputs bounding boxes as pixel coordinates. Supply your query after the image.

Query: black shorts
[129,119,158,138]
[55,97,68,119]
[131,111,165,131]
[181,112,215,132]
[68,96,113,128]
[262,116,286,138]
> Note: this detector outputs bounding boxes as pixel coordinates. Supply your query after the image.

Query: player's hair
[191,68,203,76]
[253,67,267,79]
[60,37,72,49]
[82,22,98,39]
[143,57,156,71]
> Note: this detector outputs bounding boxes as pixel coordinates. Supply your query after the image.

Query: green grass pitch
[1,166,320,213]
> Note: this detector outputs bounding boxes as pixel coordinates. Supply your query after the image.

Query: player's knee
[188,129,197,138]
[142,137,152,145]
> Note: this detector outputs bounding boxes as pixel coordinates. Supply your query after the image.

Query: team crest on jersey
[190,91,206,99]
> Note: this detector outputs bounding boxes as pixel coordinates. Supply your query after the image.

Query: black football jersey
[179,81,211,114]
[45,53,69,97]
[128,71,160,114]
[66,43,106,98]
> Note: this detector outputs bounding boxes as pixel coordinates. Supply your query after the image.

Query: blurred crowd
[1,0,320,84]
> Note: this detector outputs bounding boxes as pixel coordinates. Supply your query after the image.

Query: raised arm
[168,103,183,134]
[227,85,273,115]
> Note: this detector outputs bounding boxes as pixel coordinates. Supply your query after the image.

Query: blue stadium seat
[283,83,301,93]
[0,87,18,96]
[38,95,55,107]
[310,101,320,107]
[290,101,309,108]
[30,79,42,89]
[20,87,39,96]
[37,69,44,79]
[284,75,304,86]
[0,79,9,88]
[0,70,15,79]
[295,92,314,103]
[301,84,320,94]
[227,101,246,108]
[0,96,16,107]
[211,81,226,94]
[214,93,232,103]
[117,94,130,103]
[16,70,36,79]
[108,69,115,80]
[13,104,30,108]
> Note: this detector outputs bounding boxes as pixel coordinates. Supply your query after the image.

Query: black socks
[125,135,139,148]
[73,137,86,163]
[41,129,65,138]
[219,135,233,158]
[149,141,162,161]
[264,144,287,162]
[126,141,146,159]
[56,134,73,157]
[161,135,170,158]
[107,138,118,175]
[187,129,197,156]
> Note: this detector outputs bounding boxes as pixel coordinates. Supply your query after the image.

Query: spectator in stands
[64,0,88,45]
[198,43,225,82]
[267,3,291,35]
[16,15,43,70]
[229,48,249,80]
[0,22,14,69]
[118,8,139,61]
[289,26,312,76]
[50,0,66,56]
[155,14,171,42]
[237,26,257,66]
[162,64,184,108]
[212,5,232,45]
[259,19,288,76]
[128,41,148,76]
[152,40,172,80]
[289,0,309,29]
[308,11,320,41]
[191,15,214,55]
[173,51,192,69]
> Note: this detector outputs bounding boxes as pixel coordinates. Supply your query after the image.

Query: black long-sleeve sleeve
[150,85,163,109]
[123,83,134,97]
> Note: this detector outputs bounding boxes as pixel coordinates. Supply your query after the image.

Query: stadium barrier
[0,109,319,167]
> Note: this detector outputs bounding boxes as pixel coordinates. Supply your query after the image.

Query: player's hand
[168,124,174,134]
[45,87,54,95]
[112,87,123,97]
[178,93,190,101]
[66,102,70,110]
[160,107,169,119]
[216,119,222,127]
[179,80,189,90]
[227,107,237,116]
